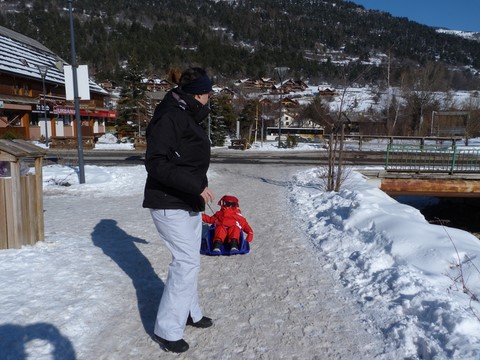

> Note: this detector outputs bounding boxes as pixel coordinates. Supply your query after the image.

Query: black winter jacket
[142,88,211,212]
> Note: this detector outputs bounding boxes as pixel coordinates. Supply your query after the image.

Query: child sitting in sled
[202,195,254,252]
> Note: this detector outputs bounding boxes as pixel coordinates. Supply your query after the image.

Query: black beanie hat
[181,74,213,95]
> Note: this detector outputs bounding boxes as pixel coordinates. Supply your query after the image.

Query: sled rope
[207,203,215,215]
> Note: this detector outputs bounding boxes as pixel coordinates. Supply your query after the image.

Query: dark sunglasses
[224,201,237,207]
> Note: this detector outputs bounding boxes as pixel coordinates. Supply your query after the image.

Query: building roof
[0,25,107,95]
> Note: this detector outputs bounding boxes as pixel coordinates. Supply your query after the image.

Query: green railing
[385,144,480,173]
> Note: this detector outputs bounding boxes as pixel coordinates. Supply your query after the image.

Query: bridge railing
[339,135,464,151]
[385,144,480,173]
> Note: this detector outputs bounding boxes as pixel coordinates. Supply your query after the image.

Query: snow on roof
[0,25,106,95]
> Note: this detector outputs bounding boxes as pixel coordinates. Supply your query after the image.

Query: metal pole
[278,77,283,147]
[274,67,289,148]
[38,67,49,145]
[68,0,85,184]
[261,115,264,148]
[430,111,436,137]
[254,102,258,144]
[207,99,211,143]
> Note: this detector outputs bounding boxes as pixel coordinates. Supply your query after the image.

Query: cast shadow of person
[91,219,164,336]
[0,322,76,360]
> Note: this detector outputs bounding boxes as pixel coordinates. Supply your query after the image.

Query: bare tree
[385,72,406,136]
[461,93,480,138]
[401,62,447,135]
[327,64,372,192]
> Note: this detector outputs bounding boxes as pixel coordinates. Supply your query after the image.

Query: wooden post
[9,160,23,249]
[34,157,45,241]
[0,178,7,249]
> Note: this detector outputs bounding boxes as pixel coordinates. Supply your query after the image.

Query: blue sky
[350,1,480,32]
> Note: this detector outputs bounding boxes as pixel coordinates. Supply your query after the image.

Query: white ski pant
[150,209,203,341]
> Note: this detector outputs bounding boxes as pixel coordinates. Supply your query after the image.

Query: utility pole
[254,101,258,144]
[67,0,85,184]
[36,65,49,145]
[274,67,289,147]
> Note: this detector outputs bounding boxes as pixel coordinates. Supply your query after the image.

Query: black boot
[187,315,213,328]
[212,240,222,252]
[230,238,239,251]
[153,335,189,353]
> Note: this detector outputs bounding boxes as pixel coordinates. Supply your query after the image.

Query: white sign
[33,104,51,113]
[64,65,91,101]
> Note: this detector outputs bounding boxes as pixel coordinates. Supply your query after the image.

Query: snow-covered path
[195,164,386,359]
[3,143,480,359]
[0,163,387,359]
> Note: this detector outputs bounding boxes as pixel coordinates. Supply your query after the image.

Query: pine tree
[116,55,148,138]
[239,99,259,142]
[208,96,229,147]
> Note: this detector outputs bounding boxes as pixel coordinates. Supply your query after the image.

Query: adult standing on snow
[143,67,215,353]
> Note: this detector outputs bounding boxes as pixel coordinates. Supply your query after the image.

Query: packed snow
[0,147,480,359]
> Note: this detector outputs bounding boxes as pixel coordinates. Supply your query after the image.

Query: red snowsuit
[202,206,254,243]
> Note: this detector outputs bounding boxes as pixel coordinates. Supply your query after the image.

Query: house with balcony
[0,25,115,144]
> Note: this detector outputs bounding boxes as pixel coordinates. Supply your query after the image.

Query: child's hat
[218,195,239,207]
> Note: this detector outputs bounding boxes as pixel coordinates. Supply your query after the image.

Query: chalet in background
[0,25,114,145]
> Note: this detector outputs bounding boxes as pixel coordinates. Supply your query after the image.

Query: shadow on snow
[0,323,76,360]
[91,219,164,336]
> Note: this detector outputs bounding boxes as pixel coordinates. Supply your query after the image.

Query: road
[44,147,388,166]
[43,146,480,244]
